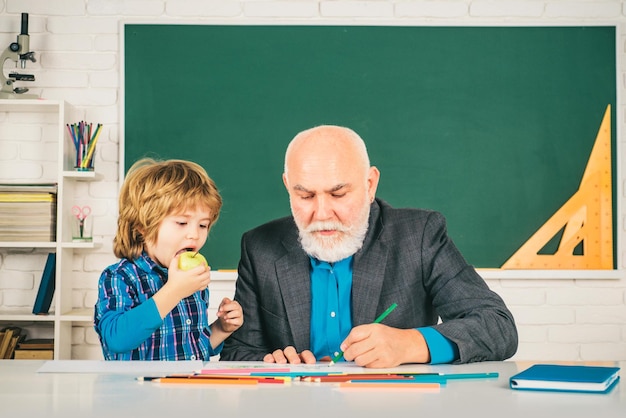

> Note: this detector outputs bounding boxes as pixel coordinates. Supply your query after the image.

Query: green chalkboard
[124,25,616,269]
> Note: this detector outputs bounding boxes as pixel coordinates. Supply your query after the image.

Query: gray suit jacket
[220,198,518,363]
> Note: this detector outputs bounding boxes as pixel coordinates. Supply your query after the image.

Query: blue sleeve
[211,340,224,356]
[98,298,163,353]
[418,327,459,364]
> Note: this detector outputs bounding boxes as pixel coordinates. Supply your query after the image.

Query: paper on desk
[36,360,203,374]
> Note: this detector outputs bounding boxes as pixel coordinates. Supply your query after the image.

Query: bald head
[284,125,370,178]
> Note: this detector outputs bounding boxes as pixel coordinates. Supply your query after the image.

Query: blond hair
[113,158,222,260]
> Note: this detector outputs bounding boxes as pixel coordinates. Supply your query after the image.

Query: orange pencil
[338,381,440,391]
[197,374,289,383]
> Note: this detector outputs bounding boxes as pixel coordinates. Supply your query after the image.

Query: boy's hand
[152,254,211,320]
[215,297,243,333]
[166,253,212,299]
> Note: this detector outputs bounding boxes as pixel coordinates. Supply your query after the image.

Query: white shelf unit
[0,99,97,359]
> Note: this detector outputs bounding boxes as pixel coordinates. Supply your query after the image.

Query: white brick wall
[1,0,625,362]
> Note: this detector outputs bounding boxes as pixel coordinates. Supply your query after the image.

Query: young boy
[94,158,243,360]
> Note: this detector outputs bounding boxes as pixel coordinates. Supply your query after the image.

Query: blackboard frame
[121,22,620,278]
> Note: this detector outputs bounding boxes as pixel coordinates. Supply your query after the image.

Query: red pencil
[301,374,415,383]
[154,377,258,385]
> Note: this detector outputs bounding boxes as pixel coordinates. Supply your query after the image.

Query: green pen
[329,303,398,366]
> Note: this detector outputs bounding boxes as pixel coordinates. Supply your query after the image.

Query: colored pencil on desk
[338,381,440,391]
[329,302,398,365]
[152,377,258,385]
[198,367,291,375]
[136,376,164,381]
[434,372,499,380]
[345,372,499,384]
[305,374,410,383]
[249,371,343,378]
[139,374,287,384]
[194,374,290,383]
[136,374,192,381]
[348,378,449,384]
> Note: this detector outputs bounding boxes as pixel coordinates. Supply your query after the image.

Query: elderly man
[220,125,517,367]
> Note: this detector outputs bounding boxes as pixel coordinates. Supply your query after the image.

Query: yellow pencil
[81,124,102,168]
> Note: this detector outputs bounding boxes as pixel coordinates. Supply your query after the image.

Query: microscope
[0,13,37,99]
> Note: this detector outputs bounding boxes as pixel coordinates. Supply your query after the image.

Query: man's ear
[368,166,380,202]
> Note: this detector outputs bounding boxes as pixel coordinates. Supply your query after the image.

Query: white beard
[295,204,370,263]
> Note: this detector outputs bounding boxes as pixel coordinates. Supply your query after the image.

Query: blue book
[510,364,620,394]
[32,253,56,315]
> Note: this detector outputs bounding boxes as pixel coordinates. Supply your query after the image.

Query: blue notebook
[510,364,620,394]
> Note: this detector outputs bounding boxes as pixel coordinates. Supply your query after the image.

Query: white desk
[0,360,623,418]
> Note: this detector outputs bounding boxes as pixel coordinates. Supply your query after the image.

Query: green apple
[178,251,207,271]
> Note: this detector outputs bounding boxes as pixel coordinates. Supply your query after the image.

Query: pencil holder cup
[71,205,93,242]
[67,122,102,172]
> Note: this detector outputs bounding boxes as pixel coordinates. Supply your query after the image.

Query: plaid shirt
[94,252,220,360]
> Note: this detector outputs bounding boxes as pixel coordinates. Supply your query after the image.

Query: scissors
[72,205,91,238]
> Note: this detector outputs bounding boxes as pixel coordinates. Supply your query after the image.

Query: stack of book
[0,183,57,242]
[0,326,25,359]
[13,338,54,360]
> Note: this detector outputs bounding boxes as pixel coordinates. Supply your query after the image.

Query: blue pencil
[345,372,499,384]
[435,372,499,380]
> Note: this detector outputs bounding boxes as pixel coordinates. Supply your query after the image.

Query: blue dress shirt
[309,256,459,364]
[310,257,353,360]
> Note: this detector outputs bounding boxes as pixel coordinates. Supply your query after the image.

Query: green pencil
[329,303,398,366]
